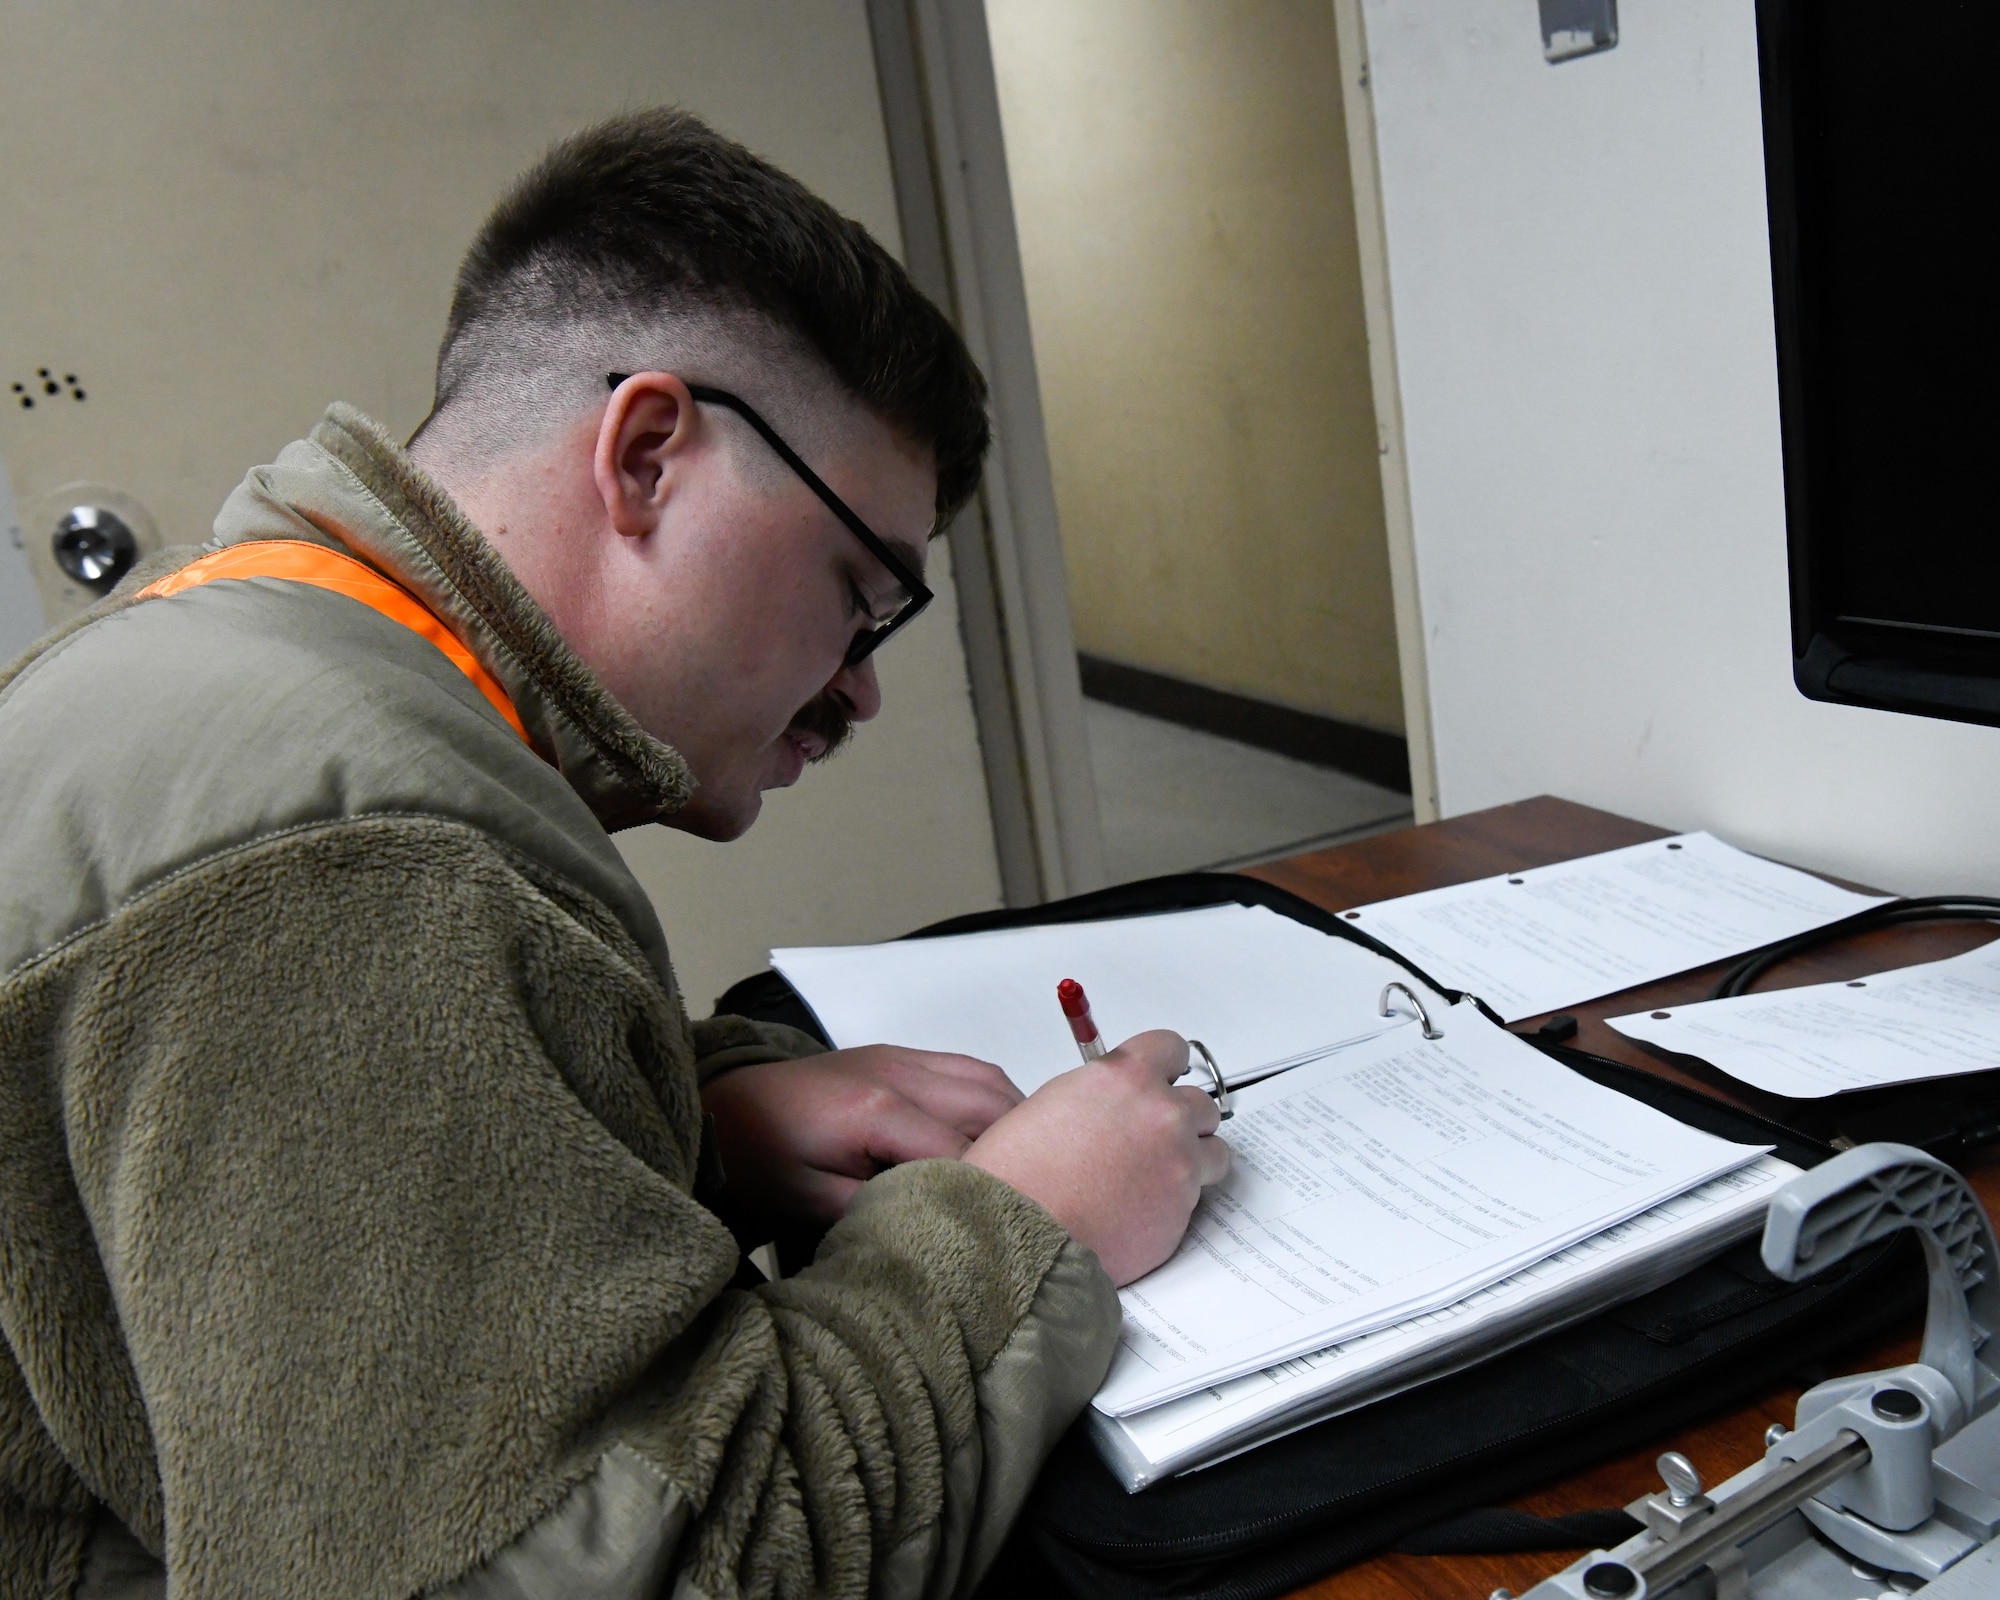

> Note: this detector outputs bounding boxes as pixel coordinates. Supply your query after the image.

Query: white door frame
[1331,0,1441,821]
[867,0,1108,903]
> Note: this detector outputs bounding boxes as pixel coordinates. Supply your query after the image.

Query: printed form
[1095,1154,1798,1488]
[1340,832,1889,1022]
[773,904,1427,1095]
[1610,936,2000,1098]
[1095,1005,1767,1414]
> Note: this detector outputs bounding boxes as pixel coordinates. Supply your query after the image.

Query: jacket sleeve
[42,815,1117,1600]
[688,1013,828,1084]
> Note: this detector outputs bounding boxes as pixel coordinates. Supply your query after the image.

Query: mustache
[788,690,855,763]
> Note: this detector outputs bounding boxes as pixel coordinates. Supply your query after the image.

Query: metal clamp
[1187,1040,1231,1121]
[1380,981,1443,1040]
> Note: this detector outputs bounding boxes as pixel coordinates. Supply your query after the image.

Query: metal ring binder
[1380,981,1443,1039]
[1187,1039,1232,1120]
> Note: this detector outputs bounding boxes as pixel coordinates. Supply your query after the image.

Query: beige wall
[0,0,1003,1007]
[987,0,1402,733]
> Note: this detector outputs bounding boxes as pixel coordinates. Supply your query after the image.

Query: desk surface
[1235,796,2000,1600]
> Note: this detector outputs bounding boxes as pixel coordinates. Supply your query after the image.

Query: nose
[829,652,883,724]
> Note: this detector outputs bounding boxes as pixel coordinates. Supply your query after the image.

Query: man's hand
[963,1031,1231,1285]
[702,1045,1022,1236]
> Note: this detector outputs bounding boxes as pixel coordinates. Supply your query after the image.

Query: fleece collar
[210,403,694,830]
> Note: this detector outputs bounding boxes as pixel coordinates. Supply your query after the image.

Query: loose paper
[1340,832,1890,1023]
[1609,937,2000,1098]
[1095,1004,1767,1413]
[772,904,1429,1095]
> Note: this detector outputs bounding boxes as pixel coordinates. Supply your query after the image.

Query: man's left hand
[701,1045,1023,1237]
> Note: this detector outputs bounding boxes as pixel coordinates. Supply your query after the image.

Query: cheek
[671,491,848,724]
[702,586,842,746]
[726,563,844,686]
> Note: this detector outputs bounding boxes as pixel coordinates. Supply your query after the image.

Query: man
[0,110,1228,1598]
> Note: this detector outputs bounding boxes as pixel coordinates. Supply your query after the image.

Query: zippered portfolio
[716,872,1930,1600]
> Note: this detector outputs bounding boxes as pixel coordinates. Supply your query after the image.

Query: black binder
[716,872,1928,1600]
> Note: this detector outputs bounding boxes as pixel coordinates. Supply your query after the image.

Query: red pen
[1057,978,1107,1063]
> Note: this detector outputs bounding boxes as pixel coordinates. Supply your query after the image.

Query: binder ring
[1187,1039,1232,1121]
[1379,981,1443,1040]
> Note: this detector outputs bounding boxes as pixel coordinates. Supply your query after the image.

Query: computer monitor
[1758,0,1999,727]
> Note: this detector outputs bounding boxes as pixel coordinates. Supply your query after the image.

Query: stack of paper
[1609,938,2000,1098]
[1339,832,1890,1022]
[1093,1004,1770,1415]
[760,848,1836,1491]
[773,904,1430,1095]
[1094,1152,1798,1488]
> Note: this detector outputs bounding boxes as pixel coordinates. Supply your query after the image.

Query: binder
[718,872,1929,1600]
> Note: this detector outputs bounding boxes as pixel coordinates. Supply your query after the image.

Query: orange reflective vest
[139,541,529,745]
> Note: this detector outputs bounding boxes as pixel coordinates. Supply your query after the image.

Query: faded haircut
[412,108,990,521]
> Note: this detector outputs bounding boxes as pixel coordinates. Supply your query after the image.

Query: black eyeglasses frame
[607,373,933,666]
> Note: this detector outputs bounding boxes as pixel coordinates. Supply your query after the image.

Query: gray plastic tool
[1510,1145,2000,1599]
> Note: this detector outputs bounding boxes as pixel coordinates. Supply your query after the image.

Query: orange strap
[139,540,530,744]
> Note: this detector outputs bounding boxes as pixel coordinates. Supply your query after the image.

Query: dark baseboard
[1077,654,1412,795]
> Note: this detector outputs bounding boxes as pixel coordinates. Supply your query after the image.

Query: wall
[1360,0,2000,895]
[0,449,36,661]
[0,0,1003,1008]
[986,0,1402,733]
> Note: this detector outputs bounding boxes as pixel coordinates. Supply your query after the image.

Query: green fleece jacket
[0,406,1120,1600]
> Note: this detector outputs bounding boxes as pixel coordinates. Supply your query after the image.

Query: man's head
[408,109,989,839]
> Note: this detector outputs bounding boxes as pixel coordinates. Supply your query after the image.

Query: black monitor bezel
[1758,0,2000,729]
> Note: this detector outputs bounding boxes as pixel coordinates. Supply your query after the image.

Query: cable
[1709,896,2000,999]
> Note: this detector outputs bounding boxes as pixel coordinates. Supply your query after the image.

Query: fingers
[1194,1131,1233,1187]
[877,1052,1021,1137]
[790,1166,867,1224]
[1105,1028,1190,1085]
[895,1049,1025,1103]
[1171,1083,1223,1137]
[885,1070,1019,1140]
[859,1096,976,1168]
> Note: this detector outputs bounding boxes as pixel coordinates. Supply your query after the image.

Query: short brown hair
[431,108,989,520]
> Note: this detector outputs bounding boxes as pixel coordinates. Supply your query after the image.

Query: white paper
[1609,938,2000,1099]
[1095,1004,1768,1413]
[771,904,1428,1095]
[1340,832,1890,1023]
[1095,1153,1798,1488]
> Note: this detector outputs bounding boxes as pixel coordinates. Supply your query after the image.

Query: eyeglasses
[607,373,933,666]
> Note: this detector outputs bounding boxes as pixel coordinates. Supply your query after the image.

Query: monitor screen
[1761,0,2000,723]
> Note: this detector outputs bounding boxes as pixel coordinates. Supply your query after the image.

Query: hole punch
[1380,981,1443,1039]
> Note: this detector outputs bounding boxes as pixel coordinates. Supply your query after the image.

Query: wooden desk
[1237,796,2000,1600]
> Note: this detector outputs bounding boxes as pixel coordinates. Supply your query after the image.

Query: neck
[412,419,608,647]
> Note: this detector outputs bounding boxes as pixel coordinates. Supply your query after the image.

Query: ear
[594,372,701,539]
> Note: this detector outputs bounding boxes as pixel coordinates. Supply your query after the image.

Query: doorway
[985,0,1412,882]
